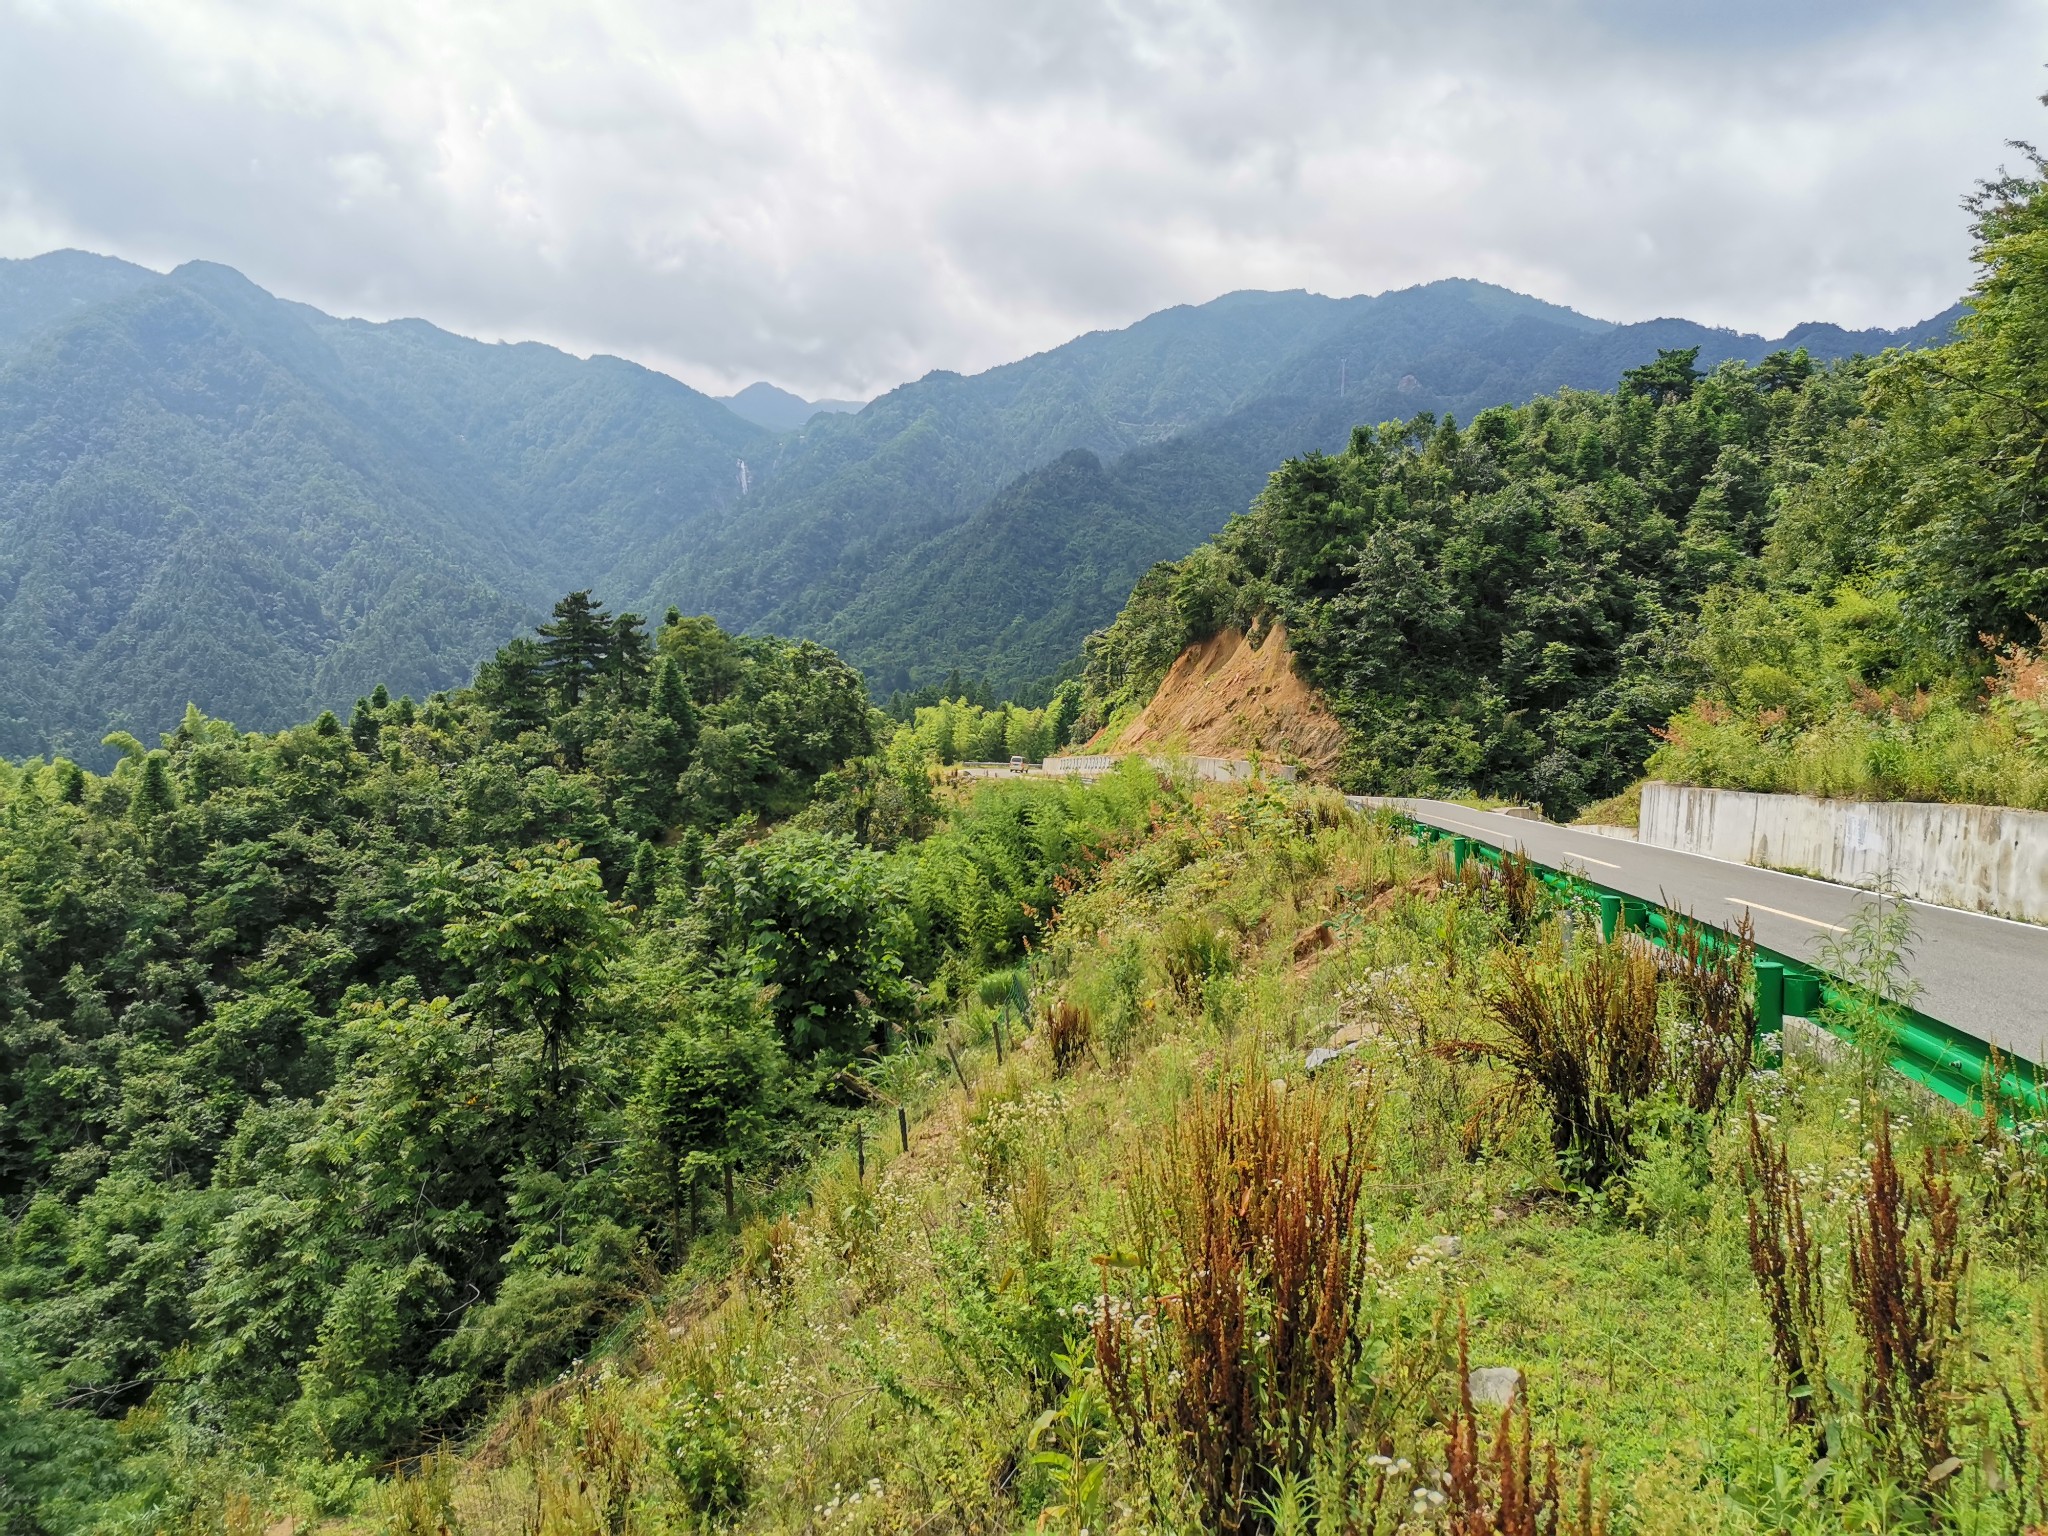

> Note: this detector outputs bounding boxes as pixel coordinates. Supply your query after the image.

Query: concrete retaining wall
[1639,781,2048,923]
[1042,753,1298,784]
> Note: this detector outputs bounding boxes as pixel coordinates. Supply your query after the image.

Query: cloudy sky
[1,0,2042,399]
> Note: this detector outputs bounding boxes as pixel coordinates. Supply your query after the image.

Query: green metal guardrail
[1402,820,2045,1123]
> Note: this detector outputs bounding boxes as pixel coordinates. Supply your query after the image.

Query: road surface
[1356,797,2048,1064]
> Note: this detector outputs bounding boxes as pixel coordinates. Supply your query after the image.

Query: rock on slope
[1106,621,1345,777]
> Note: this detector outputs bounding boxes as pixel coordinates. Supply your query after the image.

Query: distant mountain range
[720,381,864,432]
[0,249,1960,760]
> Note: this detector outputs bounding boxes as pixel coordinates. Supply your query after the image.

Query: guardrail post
[1784,970,1822,1018]
[1598,893,1621,942]
[1451,837,1471,874]
[1754,960,1785,1044]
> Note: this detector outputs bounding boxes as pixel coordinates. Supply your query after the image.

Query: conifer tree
[625,839,663,909]
[349,698,379,752]
[607,612,654,694]
[130,751,176,824]
[635,995,778,1244]
[651,657,699,751]
[1621,346,1704,402]
[538,591,612,706]
[476,637,549,736]
[1046,681,1081,751]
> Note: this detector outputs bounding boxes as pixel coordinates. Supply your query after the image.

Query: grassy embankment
[354,774,2048,1535]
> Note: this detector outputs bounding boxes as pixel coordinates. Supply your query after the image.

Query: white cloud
[0,0,2039,398]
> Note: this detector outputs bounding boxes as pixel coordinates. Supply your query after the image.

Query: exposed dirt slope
[1106,621,1346,777]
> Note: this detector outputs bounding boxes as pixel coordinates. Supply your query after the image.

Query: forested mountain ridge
[720,381,864,430]
[0,250,156,356]
[0,255,770,762]
[1073,156,2047,821]
[800,284,1960,694]
[0,250,1957,756]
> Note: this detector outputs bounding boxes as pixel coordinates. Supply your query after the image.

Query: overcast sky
[1,0,2042,400]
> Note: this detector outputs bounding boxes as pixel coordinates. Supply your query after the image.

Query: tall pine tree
[538,591,612,707]
[477,636,550,736]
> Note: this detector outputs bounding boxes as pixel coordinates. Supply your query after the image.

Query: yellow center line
[1725,896,1845,934]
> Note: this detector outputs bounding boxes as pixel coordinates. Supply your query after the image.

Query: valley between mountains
[0,250,1956,763]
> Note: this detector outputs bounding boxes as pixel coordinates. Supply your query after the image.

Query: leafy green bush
[662,1388,751,1520]
[1648,596,2048,806]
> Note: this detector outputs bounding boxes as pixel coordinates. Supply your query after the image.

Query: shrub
[1099,1064,1374,1534]
[1848,1111,1967,1490]
[1453,941,1664,1187]
[1742,1109,1828,1427]
[1664,912,1756,1117]
[1043,1000,1096,1076]
[1443,1311,1607,1535]
[1159,917,1234,1013]
[382,1449,462,1536]
[662,1388,750,1521]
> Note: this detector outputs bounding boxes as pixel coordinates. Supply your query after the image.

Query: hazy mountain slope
[633,290,1361,629]
[0,274,533,758]
[812,286,1960,694]
[722,381,865,430]
[0,256,764,759]
[0,249,157,357]
[818,391,1383,692]
[0,250,1960,755]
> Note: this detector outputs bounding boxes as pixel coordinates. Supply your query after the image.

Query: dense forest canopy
[0,594,1165,1523]
[1077,346,1862,814]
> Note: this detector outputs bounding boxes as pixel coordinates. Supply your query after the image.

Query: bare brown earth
[1103,621,1346,778]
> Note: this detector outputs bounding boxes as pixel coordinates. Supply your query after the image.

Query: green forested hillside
[817,393,1366,691]
[0,253,1955,757]
[693,282,1958,695]
[0,259,769,763]
[1078,159,2045,817]
[0,250,156,355]
[1643,151,2048,809]
[0,596,1141,1523]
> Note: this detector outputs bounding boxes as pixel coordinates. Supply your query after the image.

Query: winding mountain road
[1356,797,2048,1065]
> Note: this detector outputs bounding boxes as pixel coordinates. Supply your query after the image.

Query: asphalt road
[1354,797,2048,1064]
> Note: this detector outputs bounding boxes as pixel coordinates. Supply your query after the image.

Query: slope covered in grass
[235,775,2048,1536]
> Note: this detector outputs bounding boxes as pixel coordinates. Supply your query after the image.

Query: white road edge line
[1406,812,1623,870]
[1725,896,1845,934]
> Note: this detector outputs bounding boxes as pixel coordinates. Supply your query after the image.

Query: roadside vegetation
[237,779,2048,1533]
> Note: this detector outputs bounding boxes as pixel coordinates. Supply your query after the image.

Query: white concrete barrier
[1639,782,2048,924]
[1041,753,1298,784]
